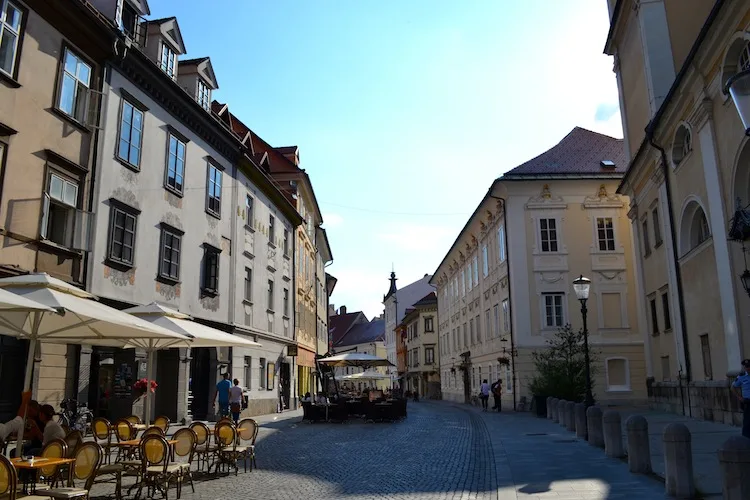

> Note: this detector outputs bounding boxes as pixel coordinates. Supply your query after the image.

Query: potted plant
[497,356,510,366]
[133,378,158,404]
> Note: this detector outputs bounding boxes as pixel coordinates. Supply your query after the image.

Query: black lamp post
[573,274,594,408]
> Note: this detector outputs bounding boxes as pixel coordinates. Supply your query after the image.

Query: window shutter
[86,89,105,130]
[72,209,94,252]
[39,193,50,240]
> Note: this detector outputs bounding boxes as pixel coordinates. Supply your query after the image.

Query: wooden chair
[153,416,170,435]
[0,454,18,500]
[91,418,113,464]
[39,438,69,488]
[171,428,196,495]
[124,415,142,425]
[142,426,165,438]
[112,419,136,462]
[236,418,258,472]
[44,441,103,500]
[213,422,241,476]
[188,422,213,472]
[136,435,180,500]
[64,430,84,458]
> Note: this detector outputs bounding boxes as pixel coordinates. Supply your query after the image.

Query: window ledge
[664,328,673,334]
[267,309,275,314]
[156,275,180,286]
[164,186,184,199]
[283,253,291,261]
[654,240,664,249]
[245,224,255,233]
[267,265,276,273]
[105,258,134,272]
[242,299,253,306]
[0,70,21,88]
[201,288,219,298]
[115,156,140,173]
[605,388,632,393]
[205,209,221,220]
[243,251,254,260]
[283,315,290,320]
[37,239,83,258]
[268,242,277,249]
[50,107,90,133]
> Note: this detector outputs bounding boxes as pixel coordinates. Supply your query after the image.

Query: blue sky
[150,0,622,318]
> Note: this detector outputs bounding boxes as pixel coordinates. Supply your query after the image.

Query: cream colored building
[605,0,750,423]
[402,292,441,399]
[433,127,647,408]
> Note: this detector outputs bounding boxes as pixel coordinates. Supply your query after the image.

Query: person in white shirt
[0,391,31,443]
[479,379,491,412]
[229,378,244,424]
[39,405,65,446]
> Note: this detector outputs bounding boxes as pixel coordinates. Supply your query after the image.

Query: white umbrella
[317,353,394,368]
[339,370,390,381]
[0,273,191,451]
[124,302,263,424]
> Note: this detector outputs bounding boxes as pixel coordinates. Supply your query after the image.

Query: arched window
[722,35,750,88]
[691,209,710,248]
[671,124,692,167]
[739,41,750,72]
[679,200,711,255]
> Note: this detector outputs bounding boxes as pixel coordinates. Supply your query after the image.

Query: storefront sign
[287,345,298,357]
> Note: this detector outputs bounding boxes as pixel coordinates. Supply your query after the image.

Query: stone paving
[80,400,674,500]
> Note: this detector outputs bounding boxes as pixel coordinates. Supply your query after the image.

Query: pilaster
[628,203,654,377]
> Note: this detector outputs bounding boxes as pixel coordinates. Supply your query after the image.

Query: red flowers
[133,378,158,393]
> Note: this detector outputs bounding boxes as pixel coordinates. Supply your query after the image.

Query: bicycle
[57,398,94,436]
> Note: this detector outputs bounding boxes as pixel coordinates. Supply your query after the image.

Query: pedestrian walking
[480,379,490,411]
[491,378,503,412]
[732,359,750,438]
[213,372,231,419]
[229,378,244,424]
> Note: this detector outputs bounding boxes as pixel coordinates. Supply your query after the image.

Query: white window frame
[493,304,500,338]
[502,299,509,332]
[40,171,80,248]
[165,134,186,195]
[57,47,92,123]
[244,267,252,303]
[206,163,222,217]
[482,245,489,277]
[197,79,211,110]
[267,279,274,311]
[117,100,144,169]
[245,195,254,227]
[160,41,176,78]
[595,216,616,252]
[504,364,513,392]
[497,225,506,262]
[538,217,559,253]
[0,0,22,78]
[472,256,479,286]
[460,270,466,296]
[605,357,631,392]
[542,292,565,329]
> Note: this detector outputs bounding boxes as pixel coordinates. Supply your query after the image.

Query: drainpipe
[649,137,693,417]
[488,193,516,411]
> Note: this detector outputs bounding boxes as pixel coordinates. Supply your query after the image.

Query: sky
[149,0,623,319]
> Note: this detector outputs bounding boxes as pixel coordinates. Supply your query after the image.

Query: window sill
[268,242,277,249]
[115,156,141,173]
[267,265,276,273]
[664,328,673,334]
[164,186,184,199]
[643,251,652,259]
[283,315,290,320]
[245,224,255,233]
[206,209,221,220]
[267,309,275,314]
[201,288,219,298]
[605,388,632,393]
[283,253,291,261]
[242,299,253,306]
[50,107,90,134]
[0,70,21,88]
[156,275,180,286]
[105,258,135,272]
[37,239,83,258]
[654,240,664,249]
[243,250,254,259]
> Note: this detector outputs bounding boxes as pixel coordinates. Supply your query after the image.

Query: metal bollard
[625,415,651,473]
[550,398,559,422]
[558,400,567,426]
[602,410,625,458]
[546,397,553,419]
[566,401,576,432]
[718,436,750,500]
[587,406,604,448]
[663,423,695,498]
[574,403,587,439]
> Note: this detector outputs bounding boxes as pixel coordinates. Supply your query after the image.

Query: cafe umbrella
[317,353,395,398]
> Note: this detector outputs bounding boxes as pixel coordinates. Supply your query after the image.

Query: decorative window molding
[605,357,631,392]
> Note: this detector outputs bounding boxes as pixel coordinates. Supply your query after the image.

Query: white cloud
[322,212,344,228]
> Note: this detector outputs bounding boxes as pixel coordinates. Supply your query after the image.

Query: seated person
[39,404,65,448]
[0,391,31,443]
[315,392,328,405]
[301,392,312,403]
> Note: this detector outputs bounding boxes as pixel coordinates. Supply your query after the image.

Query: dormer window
[197,79,210,110]
[160,42,176,78]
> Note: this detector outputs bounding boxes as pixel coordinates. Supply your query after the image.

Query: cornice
[687,96,713,131]
[627,202,638,221]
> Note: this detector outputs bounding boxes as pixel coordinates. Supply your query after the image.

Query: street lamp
[572,274,594,408]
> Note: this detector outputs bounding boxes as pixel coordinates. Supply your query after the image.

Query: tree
[528,324,597,403]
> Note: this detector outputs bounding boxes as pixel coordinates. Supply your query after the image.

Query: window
[672,125,692,166]
[505,364,513,392]
[596,217,615,251]
[165,134,186,194]
[466,264,472,291]
[160,42,176,78]
[244,267,252,302]
[283,288,289,317]
[41,172,79,248]
[475,314,481,342]
[460,270,466,296]
[469,318,474,344]
[452,329,456,351]
[202,245,220,295]
[652,208,663,246]
[691,209,710,248]
[117,101,143,168]
[107,203,137,266]
[244,356,252,390]
[642,219,651,256]
[58,48,91,122]
[245,195,254,226]
[269,215,275,244]
[493,304,500,338]
[462,323,467,348]
[267,279,274,311]
[661,292,671,331]
[206,163,222,216]
[283,229,289,256]
[197,79,211,110]
[605,358,630,391]
[424,317,434,332]
[259,358,266,389]
[0,0,22,77]
[425,347,435,365]
[482,245,489,277]
[485,309,490,341]
[502,299,510,332]
[741,41,750,71]
[649,298,659,335]
[660,355,670,381]
[498,226,506,262]
[543,293,564,328]
[158,226,182,281]
[472,256,478,286]
[700,334,713,380]
[539,218,558,252]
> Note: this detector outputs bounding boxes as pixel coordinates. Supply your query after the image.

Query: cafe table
[11,456,75,495]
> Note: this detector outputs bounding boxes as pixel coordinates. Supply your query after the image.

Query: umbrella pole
[143,349,155,426]
[16,328,39,457]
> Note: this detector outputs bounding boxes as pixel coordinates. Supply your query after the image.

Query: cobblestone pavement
[88,402,671,500]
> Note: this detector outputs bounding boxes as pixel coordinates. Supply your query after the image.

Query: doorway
[0,335,27,421]
[190,348,216,421]
[280,362,291,410]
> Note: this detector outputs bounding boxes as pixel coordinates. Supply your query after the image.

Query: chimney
[339,305,347,315]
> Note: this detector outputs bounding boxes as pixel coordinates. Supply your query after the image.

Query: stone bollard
[602,410,625,458]
[587,406,604,448]
[558,400,567,426]
[718,435,750,500]
[574,403,587,439]
[566,401,576,432]
[663,423,695,498]
[546,397,553,419]
[550,398,559,422]
[625,415,651,474]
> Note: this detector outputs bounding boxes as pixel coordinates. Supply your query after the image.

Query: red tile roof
[503,127,626,178]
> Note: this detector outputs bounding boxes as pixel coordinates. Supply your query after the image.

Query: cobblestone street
[89,401,672,500]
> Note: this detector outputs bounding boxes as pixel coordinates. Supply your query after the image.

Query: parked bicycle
[57,398,93,435]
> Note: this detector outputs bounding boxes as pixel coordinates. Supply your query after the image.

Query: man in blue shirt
[732,359,750,438]
[213,373,231,419]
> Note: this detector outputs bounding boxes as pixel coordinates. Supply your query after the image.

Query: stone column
[550,398,558,422]
[587,406,604,448]
[663,423,695,498]
[566,401,576,432]
[626,415,651,473]
[603,410,625,458]
[574,403,587,439]
[718,435,750,500]
[558,400,567,426]
[546,397,553,419]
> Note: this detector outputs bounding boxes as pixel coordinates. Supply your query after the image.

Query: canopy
[317,353,394,368]
[124,302,262,348]
[339,370,390,381]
